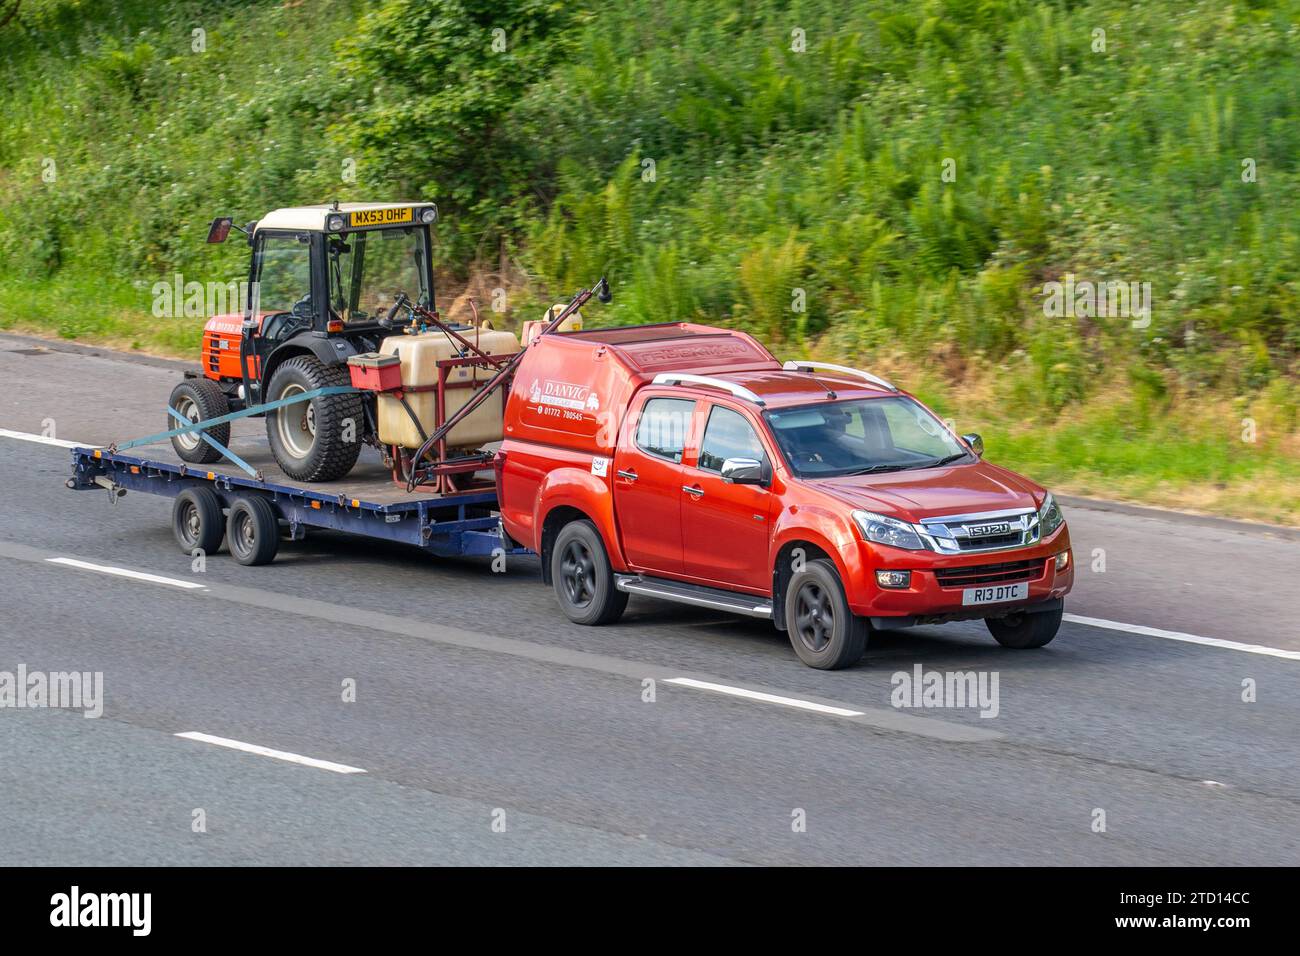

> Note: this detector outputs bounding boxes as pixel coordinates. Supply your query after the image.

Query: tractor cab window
[327,226,429,324]
[251,234,312,318]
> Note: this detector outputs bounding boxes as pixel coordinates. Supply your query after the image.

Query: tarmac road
[0,333,1297,865]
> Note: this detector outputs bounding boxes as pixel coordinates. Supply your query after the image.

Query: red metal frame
[390,352,515,495]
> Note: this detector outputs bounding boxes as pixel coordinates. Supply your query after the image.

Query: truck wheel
[551,520,628,625]
[172,487,224,555]
[784,559,868,669]
[169,379,229,464]
[986,606,1062,649]
[226,496,280,566]
[265,357,362,482]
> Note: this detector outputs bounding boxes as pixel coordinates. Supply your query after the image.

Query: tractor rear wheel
[169,379,230,464]
[265,357,362,482]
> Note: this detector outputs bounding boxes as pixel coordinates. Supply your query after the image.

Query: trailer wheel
[784,559,868,669]
[169,379,230,464]
[226,496,280,566]
[265,357,362,482]
[551,520,628,626]
[986,606,1062,649]
[172,487,224,556]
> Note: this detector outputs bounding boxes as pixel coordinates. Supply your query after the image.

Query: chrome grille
[917,508,1041,554]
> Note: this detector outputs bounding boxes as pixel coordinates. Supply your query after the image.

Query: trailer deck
[68,439,525,559]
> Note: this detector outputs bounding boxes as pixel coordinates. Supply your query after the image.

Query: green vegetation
[1,0,1298,522]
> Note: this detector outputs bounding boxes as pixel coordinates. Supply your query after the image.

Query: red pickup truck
[498,323,1073,669]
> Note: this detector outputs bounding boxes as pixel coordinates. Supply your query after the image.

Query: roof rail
[781,360,897,392]
[651,373,765,406]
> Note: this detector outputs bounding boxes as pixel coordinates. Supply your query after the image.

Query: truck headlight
[1038,493,1064,537]
[852,510,926,551]
[326,214,345,232]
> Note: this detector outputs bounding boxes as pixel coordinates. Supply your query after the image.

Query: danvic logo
[49,886,151,936]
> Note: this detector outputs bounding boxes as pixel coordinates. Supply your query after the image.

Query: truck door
[681,403,774,592]
[612,395,697,575]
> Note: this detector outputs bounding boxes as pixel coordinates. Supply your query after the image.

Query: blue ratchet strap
[166,405,260,479]
[112,385,358,453]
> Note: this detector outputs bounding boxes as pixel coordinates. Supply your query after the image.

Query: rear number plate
[962,582,1028,606]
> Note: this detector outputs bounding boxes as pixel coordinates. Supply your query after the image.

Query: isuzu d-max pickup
[498,323,1073,669]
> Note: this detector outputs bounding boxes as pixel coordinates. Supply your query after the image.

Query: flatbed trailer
[66,442,527,562]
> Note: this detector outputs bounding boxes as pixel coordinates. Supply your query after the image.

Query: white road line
[46,557,206,590]
[175,732,367,774]
[1064,613,1300,662]
[0,428,94,449]
[665,677,865,717]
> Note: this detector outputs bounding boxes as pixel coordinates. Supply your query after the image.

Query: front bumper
[842,525,1074,620]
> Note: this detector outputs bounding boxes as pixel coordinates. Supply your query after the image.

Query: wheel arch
[770,536,848,632]
[534,467,627,583]
[262,334,358,389]
[538,504,591,586]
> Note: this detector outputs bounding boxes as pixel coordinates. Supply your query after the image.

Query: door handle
[616,469,638,482]
[682,484,704,497]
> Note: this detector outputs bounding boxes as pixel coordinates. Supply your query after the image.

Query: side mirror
[595,275,612,304]
[721,457,766,485]
[961,433,984,458]
[206,217,233,244]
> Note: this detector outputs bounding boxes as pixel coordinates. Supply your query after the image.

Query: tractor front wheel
[264,357,362,482]
[169,379,229,464]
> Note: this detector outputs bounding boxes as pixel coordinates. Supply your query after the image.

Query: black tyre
[265,357,363,481]
[551,520,628,625]
[986,606,1062,649]
[172,487,224,555]
[169,379,230,464]
[784,558,868,669]
[226,496,280,566]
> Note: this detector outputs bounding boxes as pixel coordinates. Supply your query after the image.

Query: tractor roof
[254,202,437,233]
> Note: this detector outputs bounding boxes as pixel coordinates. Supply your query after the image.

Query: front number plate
[350,207,414,228]
[962,582,1028,606]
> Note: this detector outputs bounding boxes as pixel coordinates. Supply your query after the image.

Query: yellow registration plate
[349,207,414,228]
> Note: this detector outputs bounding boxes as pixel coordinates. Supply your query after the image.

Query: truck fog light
[875,569,911,589]
[1054,550,1070,571]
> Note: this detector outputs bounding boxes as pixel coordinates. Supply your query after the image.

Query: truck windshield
[327,226,429,323]
[764,396,971,479]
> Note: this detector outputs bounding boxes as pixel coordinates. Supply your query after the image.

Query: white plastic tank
[377,327,521,451]
[521,303,583,345]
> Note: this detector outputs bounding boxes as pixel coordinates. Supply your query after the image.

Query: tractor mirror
[206,217,233,244]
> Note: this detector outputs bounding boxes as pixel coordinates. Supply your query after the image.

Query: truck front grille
[934,559,1044,589]
[916,508,1041,554]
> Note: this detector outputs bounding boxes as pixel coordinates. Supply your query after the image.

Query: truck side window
[635,398,695,463]
[698,405,767,473]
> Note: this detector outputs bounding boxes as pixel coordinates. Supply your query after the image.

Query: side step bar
[614,574,773,619]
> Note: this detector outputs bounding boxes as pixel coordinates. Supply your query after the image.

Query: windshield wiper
[844,463,912,475]
[922,452,969,468]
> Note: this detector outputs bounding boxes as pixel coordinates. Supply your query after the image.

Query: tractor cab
[205,202,440,407]
[173,202,446,481]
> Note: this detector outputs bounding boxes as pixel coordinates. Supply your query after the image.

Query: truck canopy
[505,323,779,456]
